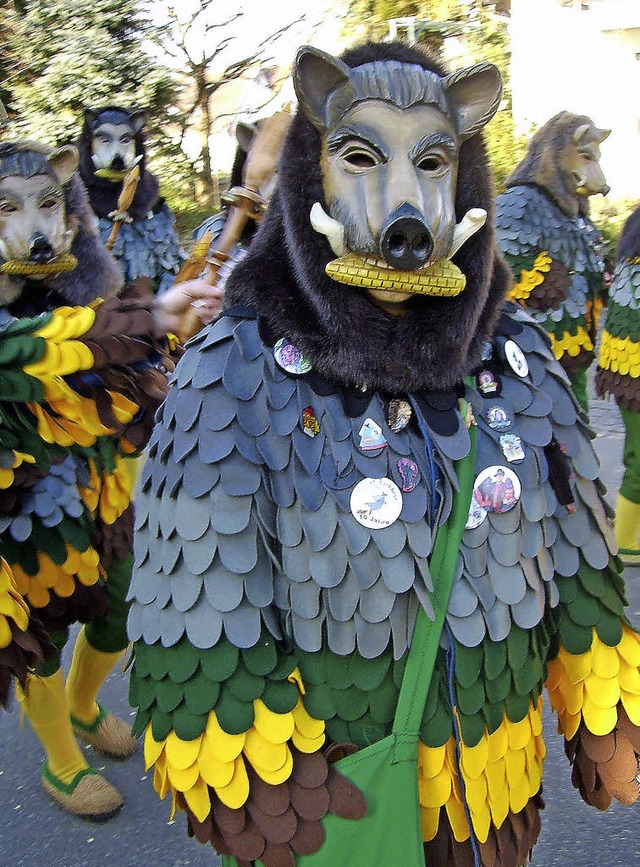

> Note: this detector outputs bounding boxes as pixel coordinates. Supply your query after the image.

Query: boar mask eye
[41,196,61,211]
[417,155,445,172]
[339,145,381,172]
[0,200,18,214]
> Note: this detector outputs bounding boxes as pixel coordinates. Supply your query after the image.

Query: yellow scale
[509,251,551,302]
[145,627,640,842]
[599,331,640,379]
[0,558,30,648]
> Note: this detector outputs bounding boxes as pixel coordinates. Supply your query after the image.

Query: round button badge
[274,338,312,375]
[472,465,522,515]
[350,477,403,529]
[504,340,529,378]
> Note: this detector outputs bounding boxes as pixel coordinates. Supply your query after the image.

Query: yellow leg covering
[66,626,123,725]
[19,668,88,785]
[614,494,640,560]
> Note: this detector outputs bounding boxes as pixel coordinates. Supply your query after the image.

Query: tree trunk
[198,76,220,211]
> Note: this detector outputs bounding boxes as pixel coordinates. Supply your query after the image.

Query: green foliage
[342,0,527,190]
[590,196,640,257]
[2,0,177,145]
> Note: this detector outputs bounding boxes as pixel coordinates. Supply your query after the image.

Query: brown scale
[33,580,108,634]
[423,795,544,867]
[78,290,175,446]
[0,463,48,516]
[92,505,133,568]
[184,746,365,867]
[527,259,571,311]
[560,346,594,375]
[595,368,640,413]
[565,705,640,810]
[0,616,55,707]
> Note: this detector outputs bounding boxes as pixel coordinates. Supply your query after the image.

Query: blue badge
[485,404,512,431]
[359,417,388,451]
[500,433,525,463]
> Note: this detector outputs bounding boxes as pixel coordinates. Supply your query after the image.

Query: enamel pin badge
[388,399,412,432]
[500,433,525,463]
[302,406,320,437]
[359,417,388,450]
[397,458,420,492]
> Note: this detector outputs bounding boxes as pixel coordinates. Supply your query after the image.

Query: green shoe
[71,704,137,759]
[41,764,123,821]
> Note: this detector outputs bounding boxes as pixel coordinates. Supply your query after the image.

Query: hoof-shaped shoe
[72,705,137,759]
[41,766,123,821]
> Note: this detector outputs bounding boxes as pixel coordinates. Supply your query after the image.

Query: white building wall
[510,0,640,200]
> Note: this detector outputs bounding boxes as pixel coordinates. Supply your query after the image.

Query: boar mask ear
[443,62,502,142]
[128,109,146,135]
[84,107,99,129]
[236,121,257,153]
[293,46,351,130]
[47,145,79,186]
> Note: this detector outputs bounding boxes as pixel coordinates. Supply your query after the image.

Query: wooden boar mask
[292,46,502,304]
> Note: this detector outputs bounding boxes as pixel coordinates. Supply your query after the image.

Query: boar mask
[225,41,512,394]
[295,46,502,307]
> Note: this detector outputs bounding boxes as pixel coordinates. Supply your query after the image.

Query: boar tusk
[448,208,487,259]
[61,229,75,253]
[0,238,11,261]
[310,202,349,257]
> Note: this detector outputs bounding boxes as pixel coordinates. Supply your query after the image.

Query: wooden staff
[105,165,141,251]
[177,110,291,343]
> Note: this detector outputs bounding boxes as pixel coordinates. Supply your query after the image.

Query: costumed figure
[0,137,218,819]
[495,112,610,414]
[596,205,640,564]
[177,111,292,343]
[128,42,640,867]
[76,106,184,295]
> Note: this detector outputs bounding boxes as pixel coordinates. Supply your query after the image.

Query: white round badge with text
[350,477,403,529]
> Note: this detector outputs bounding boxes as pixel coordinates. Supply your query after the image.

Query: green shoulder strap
[392,419,477,736]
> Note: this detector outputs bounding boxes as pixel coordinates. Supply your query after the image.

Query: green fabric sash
[224,423,478,867]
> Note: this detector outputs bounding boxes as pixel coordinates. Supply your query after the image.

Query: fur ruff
[76,106,161,221]
[226,41,510,394]
[617,205,640,262]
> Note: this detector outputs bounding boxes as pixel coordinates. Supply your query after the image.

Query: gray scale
[496,186,604,333]
[608,261,640,310]
[129,311,622,662]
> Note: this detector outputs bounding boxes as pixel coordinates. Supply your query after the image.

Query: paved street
[1,394,640,867]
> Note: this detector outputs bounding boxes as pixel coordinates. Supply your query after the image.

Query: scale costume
[495,114,608,414]
[596,205,640,560]
[0,140,174,814]
[128,43,640,867]
[77,107,184,295]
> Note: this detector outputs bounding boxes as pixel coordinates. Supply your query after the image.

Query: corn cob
[325,253,466,297]
[0,254,78,276]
